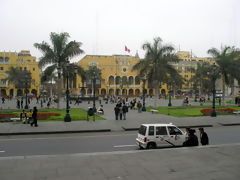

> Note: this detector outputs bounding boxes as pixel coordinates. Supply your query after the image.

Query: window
[156,126,167,135]
[168,127,182,135]
[138,125,147,136]
[148,126,154,136]
[24,67,27,70]
[33,68,35,71]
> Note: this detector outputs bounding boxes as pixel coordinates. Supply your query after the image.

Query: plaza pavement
[0,97,240,135]
[0,143,240,180]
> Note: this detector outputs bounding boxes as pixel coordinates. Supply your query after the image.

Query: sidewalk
[0,98,240,135]
[1,143,240,180]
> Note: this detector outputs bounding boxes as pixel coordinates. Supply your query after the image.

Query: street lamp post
[93,72,97,112]
[211,63,218,117]
[24,71,29,109]
[142,78,146,111]
[168,90,172,107]
[64,63,71,122]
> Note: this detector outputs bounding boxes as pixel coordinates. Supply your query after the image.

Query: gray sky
[1,0,239,61]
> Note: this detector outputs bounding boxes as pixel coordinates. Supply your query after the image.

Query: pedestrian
[27,109,33,124]
[137,101,142,113]
[30,106,38,127]
[20,98,23,109]
[122,103,128,120]
[47,101,50,108]
[2,97,5,104]
[20,109,27,124]
[119,105,123,120]
[114,104,120,120]
[198,128,209,146]
[17,99,20,109]
[183,129,199,147]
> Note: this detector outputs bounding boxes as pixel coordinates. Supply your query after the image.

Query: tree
[190,62,212,96]
[132,37,179,107]
[6,67,32,89]
[34,32,85,108]
[207,46,238,105]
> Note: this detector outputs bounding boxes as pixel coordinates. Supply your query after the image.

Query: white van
[136,123,187,149]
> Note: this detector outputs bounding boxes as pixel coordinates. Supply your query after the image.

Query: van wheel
[147,142,156,149]
[139,145,143,150]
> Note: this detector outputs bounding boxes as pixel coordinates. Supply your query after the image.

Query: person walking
[114,104,120,120]
[122,103,128,120]
[30,106,38,127]
[119,105,123,120]
[137,101,142,113]
[199,128,209,146]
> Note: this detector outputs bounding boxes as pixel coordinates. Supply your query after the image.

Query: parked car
[136,123,187,149]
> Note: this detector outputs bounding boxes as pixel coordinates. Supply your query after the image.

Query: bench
[233,111,240,115]
[150,109,159,114]
[10,117,21,122]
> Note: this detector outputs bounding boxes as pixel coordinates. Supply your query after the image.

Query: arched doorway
[135,89,140,96]
[87,88,92,95]
[10,89,14,97]
[0,89,6,96]
[129,89,134,96]
[116,89,120,96]
[149,89,154,96]
[101,89,106,96]
[122,89,127,96]
[17,89,23,96]
[80,88,86,96]
[109,89,114,95]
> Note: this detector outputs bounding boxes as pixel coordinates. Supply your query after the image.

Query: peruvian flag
[125,46,130,53]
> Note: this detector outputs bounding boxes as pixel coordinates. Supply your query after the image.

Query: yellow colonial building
[0,50,40,97]
[174,51,215,93]
[74,51,215,97]
[76,54,168,97]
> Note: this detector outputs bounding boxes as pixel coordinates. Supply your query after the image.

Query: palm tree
[132,37,179,107]
[207,46,238,105]
[6,67,32,88]
[34,32,85,108]
[190,62,212,96]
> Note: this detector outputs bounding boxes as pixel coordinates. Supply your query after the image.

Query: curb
[219,123,240,126]
[0,129,111,136]
[122,124,213,131]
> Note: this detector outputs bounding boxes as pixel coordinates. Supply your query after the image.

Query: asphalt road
[0,126,240,157]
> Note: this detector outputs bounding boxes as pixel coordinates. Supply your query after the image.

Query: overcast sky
[1,0,239,61]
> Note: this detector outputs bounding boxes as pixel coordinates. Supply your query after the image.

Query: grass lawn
[147,105,240,117]
[0,108,105,122]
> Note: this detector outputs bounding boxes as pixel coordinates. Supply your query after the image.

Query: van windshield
[138,125,147,136]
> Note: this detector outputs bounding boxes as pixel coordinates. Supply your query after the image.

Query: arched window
[109,76,114,85]
[122,76,128,86]
[116,76,121,85]
[129,76,134,85]
[135,76,140,85]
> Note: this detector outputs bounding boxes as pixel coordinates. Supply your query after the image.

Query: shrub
[200,108,237,116]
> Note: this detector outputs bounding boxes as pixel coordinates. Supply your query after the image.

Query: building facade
[76,54,168,97]
[0,50,40,97]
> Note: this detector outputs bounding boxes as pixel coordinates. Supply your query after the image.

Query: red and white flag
[125,46,130,53]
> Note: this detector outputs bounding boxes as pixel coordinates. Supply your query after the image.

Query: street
[0,126,240,157]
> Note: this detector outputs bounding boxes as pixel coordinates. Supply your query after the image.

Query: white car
[136,123,187,149]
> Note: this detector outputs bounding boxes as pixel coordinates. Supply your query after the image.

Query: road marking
[0,151,5,153]
[114,144,137,148]
[0,133,136,142]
